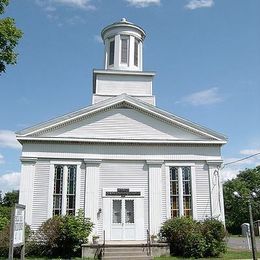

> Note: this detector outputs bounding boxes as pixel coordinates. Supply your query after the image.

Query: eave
[16,136,227,145]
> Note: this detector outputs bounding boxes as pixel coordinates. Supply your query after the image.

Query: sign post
[9,204,26,260]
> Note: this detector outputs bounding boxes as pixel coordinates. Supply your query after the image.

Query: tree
[223,166,260,234]
[2,190,19,207]
[0,0,22,74]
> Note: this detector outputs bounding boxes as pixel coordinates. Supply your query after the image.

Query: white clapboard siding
[195,163,211,220]
[31,160,50,230]
[98,161,148,237]
[79,165,86,210]
[96,74,152,96]
[40,108,207,141]
[22,143,221,162]
[161,164,167,223]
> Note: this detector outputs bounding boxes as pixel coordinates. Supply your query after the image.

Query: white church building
[17,19,227,242]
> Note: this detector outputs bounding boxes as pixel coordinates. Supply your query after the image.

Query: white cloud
[185,0,214,10]
[0,154,4,164]
[66,15,86,25]
[94,35,103,43]
[52,0,95,10]
[35,0,95,11]
[222,150,260,182]
[126,0,160,8]
[0,172,21,195]
[0,130,21,149]
[178,87,223,106]
[240,149,260,156]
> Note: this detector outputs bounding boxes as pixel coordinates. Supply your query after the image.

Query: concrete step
[104,251,148,256]
[102,256,152,260]
[102,245,151,260]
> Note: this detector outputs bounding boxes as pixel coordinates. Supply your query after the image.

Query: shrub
[160,217,226,258]
[34,210,93,258]
[201,218,227,257]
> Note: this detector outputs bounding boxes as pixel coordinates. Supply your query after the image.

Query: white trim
[48,164,55,218]
[178,167,184,216]
[165,166,171,219]
[50,160,82,165]
[20,157,37,163]
[191,166,197,219]
[62,166,68,215]
[165,162,196,166]
[75,164,81,214]
[18,136,226,145]
[146,160,164,165]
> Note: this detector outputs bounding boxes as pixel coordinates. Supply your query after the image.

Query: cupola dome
[101,18,146,71]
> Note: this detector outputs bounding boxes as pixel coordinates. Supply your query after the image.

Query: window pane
[121,38,128,63]
[125,200,134,223]
[170,167,178,181]
[182,167,192,217]
[113,200,122,223]
[170,167,179,218]
[66,166,76,215]
[134,39,139,66]
[109,40,115,65]
[53,165,63,216]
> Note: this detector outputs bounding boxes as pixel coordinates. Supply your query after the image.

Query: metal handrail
[146,229,151,256]
[93,231,105,259]
[102,230,106,257]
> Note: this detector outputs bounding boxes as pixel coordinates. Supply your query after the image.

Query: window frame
[108,38,115,66]
[134,38,139,67]
[49,161,81,218]
[120,36,129,65]
[166,163,196,219]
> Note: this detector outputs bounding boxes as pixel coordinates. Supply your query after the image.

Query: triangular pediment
[17,94,227,144]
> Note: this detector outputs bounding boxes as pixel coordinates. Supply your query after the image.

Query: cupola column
[101,18,145,71]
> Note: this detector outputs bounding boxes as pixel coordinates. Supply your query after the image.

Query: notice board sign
[13,204,25,247]
[9,204,26,260]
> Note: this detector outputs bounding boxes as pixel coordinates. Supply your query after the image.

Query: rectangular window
[169,166,192,218]
[53,165,63,216]
[182,167,192,217]
[53,164,77,216]
[121,38,128,64]
[66,165,77,215]
[109,40,115,65]
[170,167,179,218]
[134,39,139,66]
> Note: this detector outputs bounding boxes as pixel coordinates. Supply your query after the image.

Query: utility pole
[248,198,257,260]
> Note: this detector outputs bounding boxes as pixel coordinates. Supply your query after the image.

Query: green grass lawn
[154,249,260,259]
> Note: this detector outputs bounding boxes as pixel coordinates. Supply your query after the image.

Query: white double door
[111,198,136,240]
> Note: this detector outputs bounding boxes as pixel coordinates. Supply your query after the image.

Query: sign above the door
[106,188,141,197]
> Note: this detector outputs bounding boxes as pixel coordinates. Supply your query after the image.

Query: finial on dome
[121,18,127,22]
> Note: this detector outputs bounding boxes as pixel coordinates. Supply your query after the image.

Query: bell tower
[92,19,155,105]
[101,18,145,71]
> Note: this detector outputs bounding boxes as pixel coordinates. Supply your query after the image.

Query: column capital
[206,160,223,167]
[20,157,37,164]
[146,160,164,166]
[84,159,102,165]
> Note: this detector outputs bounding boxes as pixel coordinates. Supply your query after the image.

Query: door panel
[111,198,136,240]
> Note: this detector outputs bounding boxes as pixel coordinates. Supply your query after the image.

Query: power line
[223,152,260,167]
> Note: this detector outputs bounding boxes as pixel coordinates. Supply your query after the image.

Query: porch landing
[81,241,170,259]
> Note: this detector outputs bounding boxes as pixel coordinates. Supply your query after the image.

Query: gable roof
[16,94,227,144]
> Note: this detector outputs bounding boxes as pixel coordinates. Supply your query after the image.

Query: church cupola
[92,19,155,106]
[101,18,146,71]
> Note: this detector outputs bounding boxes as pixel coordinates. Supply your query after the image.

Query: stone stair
[102,245,152,260]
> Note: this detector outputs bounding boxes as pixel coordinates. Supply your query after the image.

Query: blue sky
[0,0,260,194]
